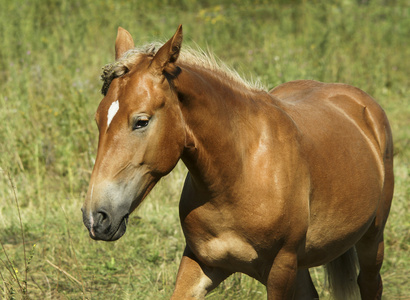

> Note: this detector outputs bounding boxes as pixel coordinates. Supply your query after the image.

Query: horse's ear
[151,25,183,74]
[115,27,135,60]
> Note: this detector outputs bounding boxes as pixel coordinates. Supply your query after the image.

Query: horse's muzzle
[82,207,129,241]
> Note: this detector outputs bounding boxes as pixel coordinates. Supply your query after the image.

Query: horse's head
[82,25,186,241]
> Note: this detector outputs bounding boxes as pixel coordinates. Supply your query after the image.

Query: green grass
[0,0,409,299]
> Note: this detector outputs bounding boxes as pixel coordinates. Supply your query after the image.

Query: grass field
[0,0,409,299]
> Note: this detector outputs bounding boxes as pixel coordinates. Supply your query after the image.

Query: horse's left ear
[151,25,183,74]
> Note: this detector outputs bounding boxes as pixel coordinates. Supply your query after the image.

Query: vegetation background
[0,0,408,299]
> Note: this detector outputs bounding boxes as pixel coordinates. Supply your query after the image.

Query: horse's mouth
[110,214,129,241]
[90,214,129,242]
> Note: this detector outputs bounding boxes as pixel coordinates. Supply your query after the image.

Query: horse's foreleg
[266,250,298,300]
[171,246,231,300]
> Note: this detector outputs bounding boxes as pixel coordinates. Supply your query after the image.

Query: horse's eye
[133,117,150,130]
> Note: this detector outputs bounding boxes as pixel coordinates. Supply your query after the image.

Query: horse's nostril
[96,210,109,224]
[93,209,112,234]
[99,210,108,221]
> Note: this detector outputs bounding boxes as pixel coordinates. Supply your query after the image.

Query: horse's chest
[190,232,259,269]
[180,202,259,268]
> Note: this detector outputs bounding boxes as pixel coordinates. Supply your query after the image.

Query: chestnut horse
[82,25,394,299]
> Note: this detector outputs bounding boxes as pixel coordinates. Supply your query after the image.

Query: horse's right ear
[115,27,135,60]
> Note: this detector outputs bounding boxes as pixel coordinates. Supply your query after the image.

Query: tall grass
[0,0,409,299]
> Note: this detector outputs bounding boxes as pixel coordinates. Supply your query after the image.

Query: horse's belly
[298,188,381,268]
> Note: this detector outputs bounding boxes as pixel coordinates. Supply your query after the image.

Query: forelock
[100,43,158,95]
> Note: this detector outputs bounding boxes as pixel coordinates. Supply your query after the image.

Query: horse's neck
[175,65,269,194]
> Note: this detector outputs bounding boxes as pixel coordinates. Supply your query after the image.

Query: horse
[81,25,394,299]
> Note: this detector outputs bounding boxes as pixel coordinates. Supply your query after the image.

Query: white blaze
[107,100,119,128]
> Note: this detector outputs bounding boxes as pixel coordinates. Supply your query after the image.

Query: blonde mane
[101,43,265,95]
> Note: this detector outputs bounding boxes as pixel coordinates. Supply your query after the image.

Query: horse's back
[270,80,392,159]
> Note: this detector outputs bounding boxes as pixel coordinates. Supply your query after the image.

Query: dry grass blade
[45,260,82,287]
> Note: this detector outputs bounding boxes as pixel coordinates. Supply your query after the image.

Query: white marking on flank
[107,100,119,128]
